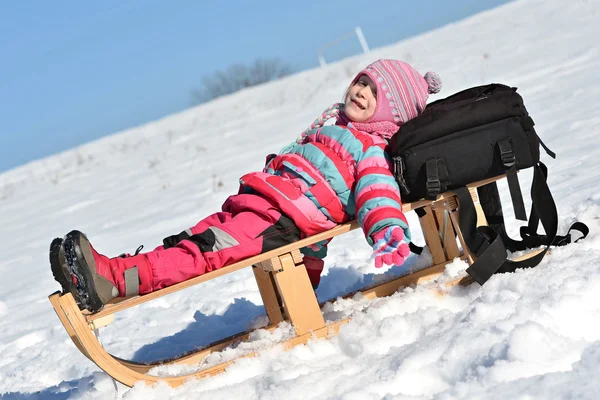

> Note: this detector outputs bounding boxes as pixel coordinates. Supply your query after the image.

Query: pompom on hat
[347,59,442,132]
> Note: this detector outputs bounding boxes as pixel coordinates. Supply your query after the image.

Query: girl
[50,59,442,312]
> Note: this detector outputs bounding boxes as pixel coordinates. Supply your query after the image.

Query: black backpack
[388,83,588,285]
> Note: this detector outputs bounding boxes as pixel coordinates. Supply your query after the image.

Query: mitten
[371,226,410,268]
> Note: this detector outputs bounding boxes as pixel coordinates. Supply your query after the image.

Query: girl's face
[344,75,377,122]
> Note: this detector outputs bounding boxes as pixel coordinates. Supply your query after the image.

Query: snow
[1,0,600,398]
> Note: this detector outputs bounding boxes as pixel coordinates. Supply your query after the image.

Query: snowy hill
[1,0,600,398]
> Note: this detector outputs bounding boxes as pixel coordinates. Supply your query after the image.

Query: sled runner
[48,174,549,388]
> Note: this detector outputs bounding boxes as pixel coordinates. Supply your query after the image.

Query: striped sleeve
[354,145,410,245]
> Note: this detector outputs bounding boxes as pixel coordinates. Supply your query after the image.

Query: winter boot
[49,237,70,294]
[63,230,150,313]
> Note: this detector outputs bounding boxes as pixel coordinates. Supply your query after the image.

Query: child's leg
[59,193,302,312]
[300,239,331,289]
[146,193,302,291]
[89,210,239,297]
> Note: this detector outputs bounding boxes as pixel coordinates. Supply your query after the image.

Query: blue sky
[0,0,512,172]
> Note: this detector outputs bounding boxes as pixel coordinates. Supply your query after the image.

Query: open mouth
[352,99,366,110]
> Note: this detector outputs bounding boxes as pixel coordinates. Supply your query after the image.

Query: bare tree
[192,58,293,104]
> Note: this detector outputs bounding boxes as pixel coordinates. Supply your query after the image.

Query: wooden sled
[48,175,544,388]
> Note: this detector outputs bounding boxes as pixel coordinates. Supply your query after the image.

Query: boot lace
[118,245,144,258]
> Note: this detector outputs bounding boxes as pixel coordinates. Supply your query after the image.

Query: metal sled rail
[48,174,544,387]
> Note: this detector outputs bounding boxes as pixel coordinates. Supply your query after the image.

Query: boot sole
[63,231,105,313]
[49,237,71,294]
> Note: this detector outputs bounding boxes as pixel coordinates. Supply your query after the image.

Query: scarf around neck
[291,103,401,151]
[335,108,400,140]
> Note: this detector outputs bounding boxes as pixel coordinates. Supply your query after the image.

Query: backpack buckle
[500,149,515,167]
[425,158,443,199]
[498,139,516,168]
[392,157,411,196]
[391,156,403,177]
[426,178,441,197]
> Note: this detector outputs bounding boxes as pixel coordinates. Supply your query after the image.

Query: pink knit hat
[350,59,442,126]
[297,59,442,143]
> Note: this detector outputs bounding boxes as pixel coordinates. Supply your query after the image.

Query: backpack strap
[476,182,528,252]
[497,138,527,221]
[425,158,450,200]
[520,116,557,159]
[456,163,588,285]
[517,164,589,247]
[477,163,589,252]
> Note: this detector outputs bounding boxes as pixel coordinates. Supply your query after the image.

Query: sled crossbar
[48,174,542,388]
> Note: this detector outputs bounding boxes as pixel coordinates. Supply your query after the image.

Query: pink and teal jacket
[239,124,410,245]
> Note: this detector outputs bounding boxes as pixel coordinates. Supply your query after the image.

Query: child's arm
[355,145,411,266]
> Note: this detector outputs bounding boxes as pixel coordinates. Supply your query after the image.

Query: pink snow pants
[141,194,304,293]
